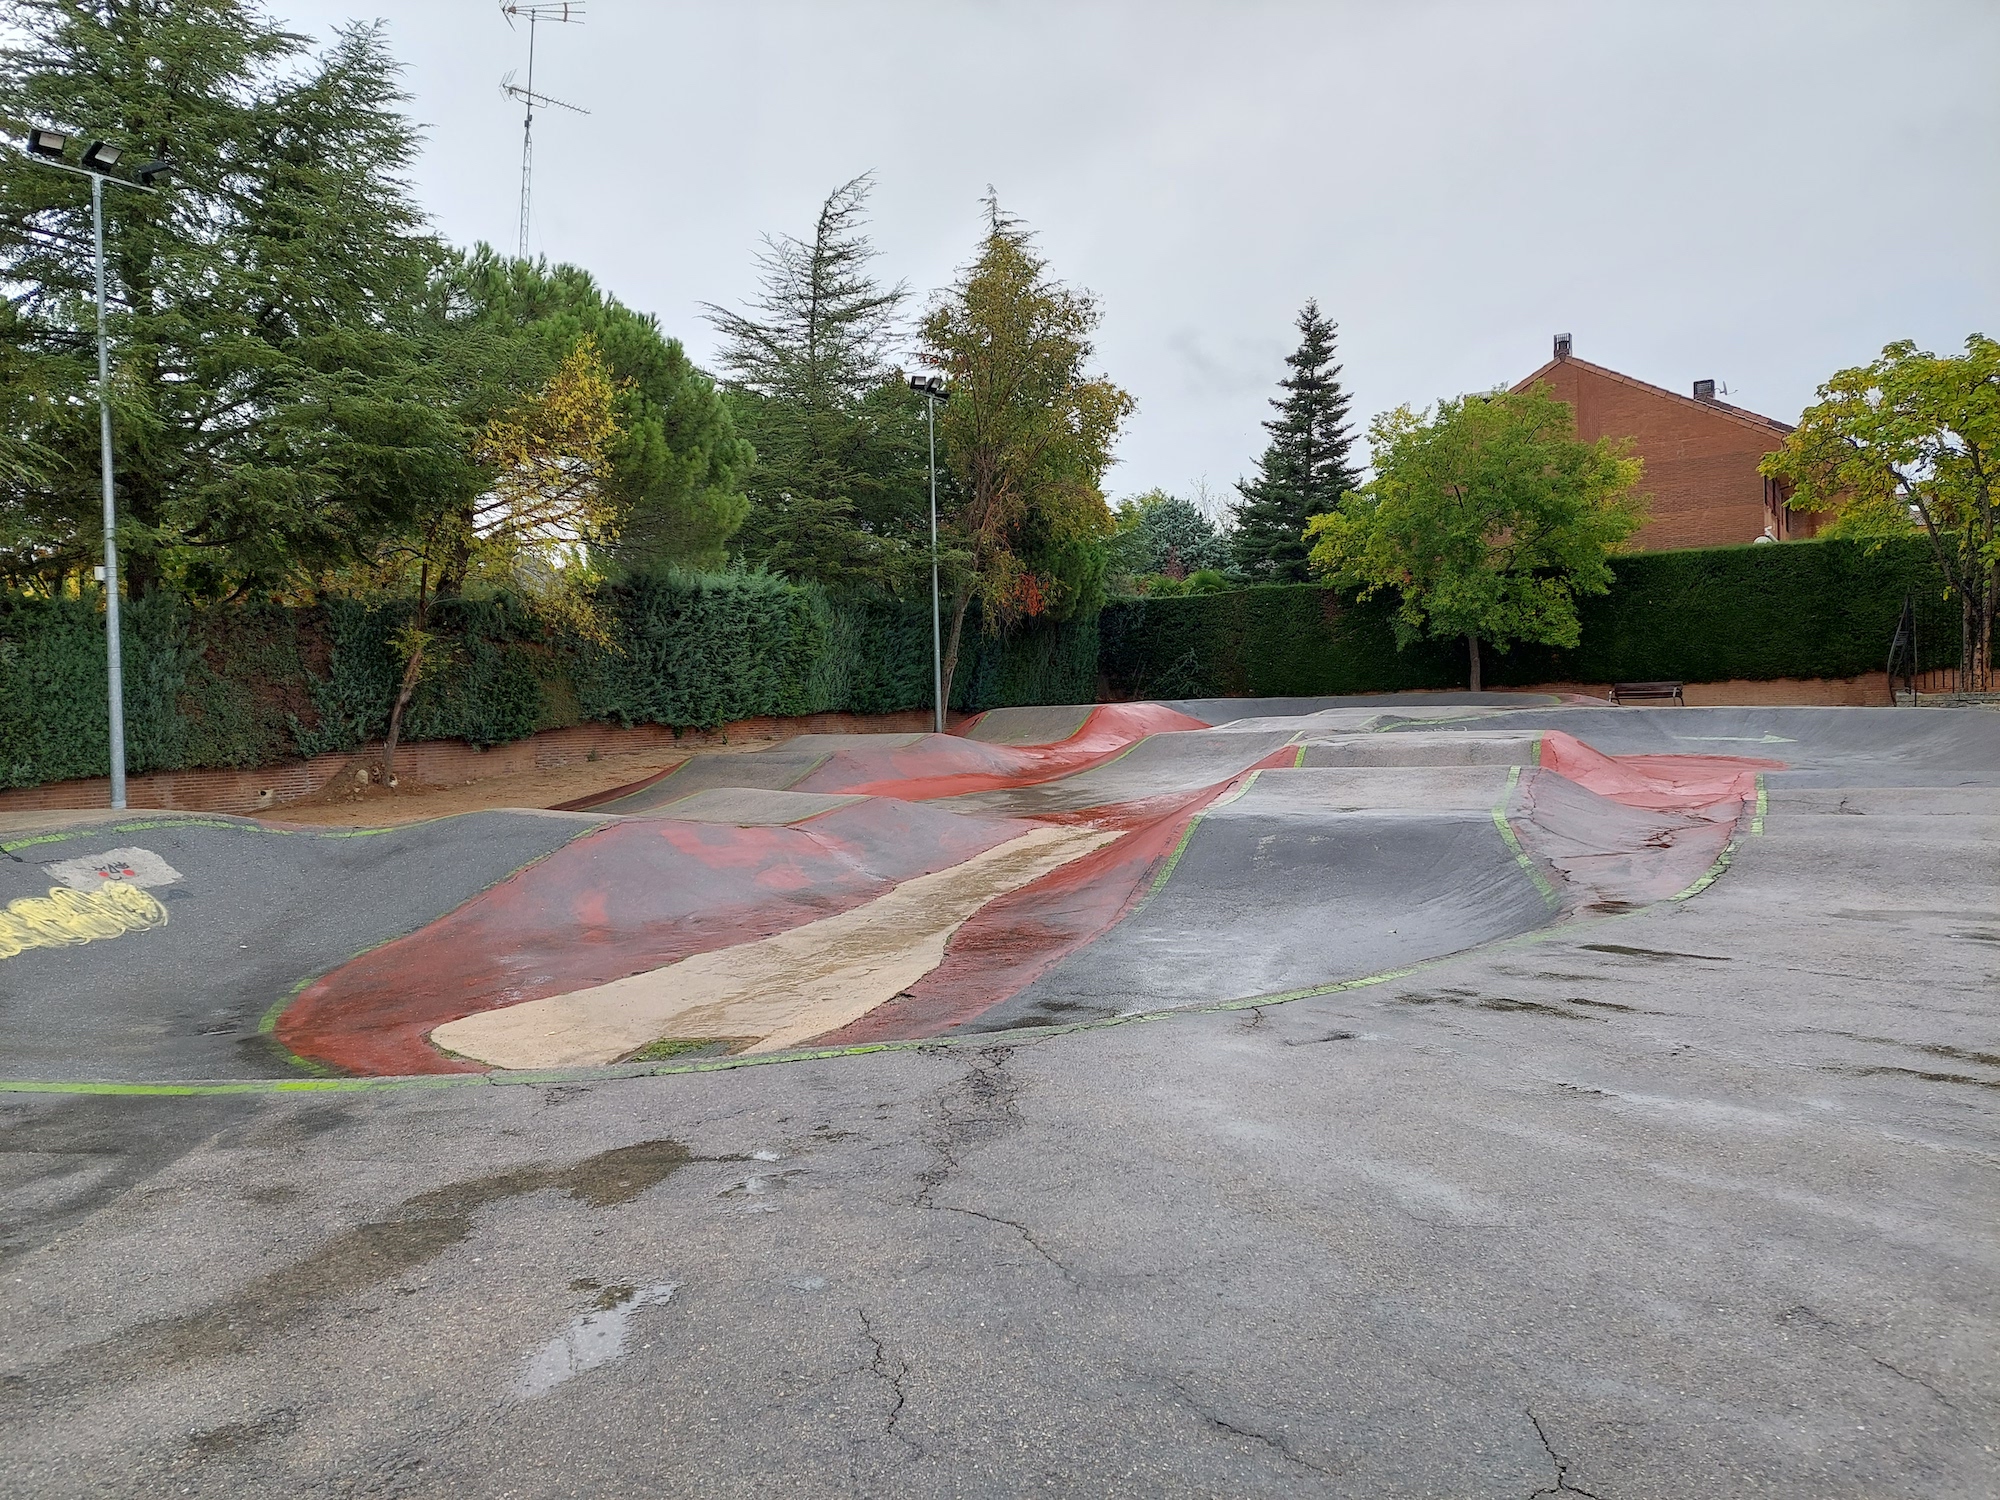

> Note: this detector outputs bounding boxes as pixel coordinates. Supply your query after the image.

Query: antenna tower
[499,2,587,260]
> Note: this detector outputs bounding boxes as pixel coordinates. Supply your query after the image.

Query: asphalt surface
[2,701,1996,1497]
[0,811,600,1080]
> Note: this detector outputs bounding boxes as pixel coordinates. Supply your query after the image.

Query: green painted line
[3,815,409,855]
[1670,837,1739,902]
[1751,775,1767,836]
[1142,809,1208,901]
[1136,765,1269,908]
[0,1075,478,1097]
[1292,744,1307,769]
[1,831,80,853]
[1490,765,1560,908]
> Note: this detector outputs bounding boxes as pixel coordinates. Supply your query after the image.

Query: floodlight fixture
[135,158,172,187]
[17,121,169,809]
[909,373,950,401]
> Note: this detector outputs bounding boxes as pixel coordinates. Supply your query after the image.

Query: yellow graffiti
[0,882,170,960]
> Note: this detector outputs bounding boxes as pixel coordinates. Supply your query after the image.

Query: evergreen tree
[1109,489,1230,582]
[452,249,752,573]
[703,175,930,588]
[0,1,466,596]
[1232,300,1360,582]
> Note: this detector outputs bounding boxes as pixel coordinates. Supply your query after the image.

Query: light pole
[908,373,951,733]
[22,129,169,810]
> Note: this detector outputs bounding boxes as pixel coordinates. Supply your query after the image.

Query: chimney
[1553,333,1572,360]
[1693,379,1716,401]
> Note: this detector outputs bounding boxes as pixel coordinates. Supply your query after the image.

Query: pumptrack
[6,696,1996,1086]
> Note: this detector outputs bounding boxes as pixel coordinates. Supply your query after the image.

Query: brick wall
[1519,358,1819,553]
[0,708,961,819]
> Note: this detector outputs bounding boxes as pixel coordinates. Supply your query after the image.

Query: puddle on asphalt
[42,1139,693,1389]
[513,1283,678,1400]
[185,1405,299,1458]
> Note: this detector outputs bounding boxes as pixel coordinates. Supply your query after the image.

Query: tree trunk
[381,642,425,787]
[1964,587,1978,694]
[1981,562,1996,691]
[938,587,974,723]
[1467,633,1482,693]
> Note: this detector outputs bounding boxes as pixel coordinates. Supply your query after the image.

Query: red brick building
[1512,337,1816,552]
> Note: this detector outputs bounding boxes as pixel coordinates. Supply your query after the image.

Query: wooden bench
[1610,681,1685,706]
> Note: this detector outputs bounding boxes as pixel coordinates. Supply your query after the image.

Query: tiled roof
[1513,356,1795,439]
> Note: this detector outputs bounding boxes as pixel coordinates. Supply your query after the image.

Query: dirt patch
[257,746,778,827]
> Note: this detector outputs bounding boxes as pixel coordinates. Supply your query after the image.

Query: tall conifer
[1231,300,1359,581]
[703,175,928,587]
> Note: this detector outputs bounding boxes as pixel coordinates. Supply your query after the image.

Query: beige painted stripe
[431,825,1118,1069]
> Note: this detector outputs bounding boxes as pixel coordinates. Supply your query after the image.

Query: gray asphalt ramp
[0,811,598,1081]
[965,765,1557,1030]
[963,704,1094,744]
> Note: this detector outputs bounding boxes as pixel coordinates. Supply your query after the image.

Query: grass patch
[621,1036,754,1063]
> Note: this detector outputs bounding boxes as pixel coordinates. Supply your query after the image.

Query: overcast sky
[278,0,1999,506]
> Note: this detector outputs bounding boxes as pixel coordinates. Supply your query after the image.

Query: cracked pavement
[3,775,1998,1495]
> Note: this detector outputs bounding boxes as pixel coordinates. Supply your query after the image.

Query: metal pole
[94,171,127,810]
[928,396,943,735]
[518,13,536,258]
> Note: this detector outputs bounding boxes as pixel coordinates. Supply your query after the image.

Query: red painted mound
[277,798,1029,1076]
[804,702,1210,800]
[817,740,1305,1045]
[1539,731,1781,812]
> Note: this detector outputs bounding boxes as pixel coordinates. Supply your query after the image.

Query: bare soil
[260,740,783,828]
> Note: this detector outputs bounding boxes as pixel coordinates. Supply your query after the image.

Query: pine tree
[703,175,929,587]
[0,1,464,596]
[1232,300,1360,582]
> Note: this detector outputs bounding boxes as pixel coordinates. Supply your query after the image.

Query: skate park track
[7,696,1997,1088]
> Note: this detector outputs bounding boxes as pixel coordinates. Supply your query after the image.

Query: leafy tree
[1307,385,1646,690]
[703,175,931,587]
[452,248,752,573]
[0,1,467,596]
[376,336,622,778]
[1762,335,1998,680]
[1109,488,1230,586]
[917,198,1133,707]
[1233,300,1360,581]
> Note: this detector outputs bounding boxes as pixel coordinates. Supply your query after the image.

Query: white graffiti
[46,846,184,892]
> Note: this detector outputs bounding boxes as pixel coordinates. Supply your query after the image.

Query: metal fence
[1888,592,1996,702]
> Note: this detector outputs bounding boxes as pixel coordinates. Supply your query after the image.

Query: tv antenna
[499,2,587,260]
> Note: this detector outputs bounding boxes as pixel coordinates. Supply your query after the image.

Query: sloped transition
[16,695,1962,1083]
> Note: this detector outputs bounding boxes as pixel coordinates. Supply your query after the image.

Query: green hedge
[0,539,1937,792]
[1101,537,1943,699]
[0,574,1098,790]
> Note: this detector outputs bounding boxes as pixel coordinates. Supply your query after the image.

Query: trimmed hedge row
[0,538,1942,791]
[0,576,1096,789]
[1100,537,1942,699]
